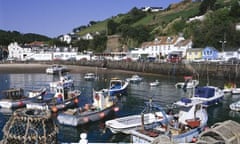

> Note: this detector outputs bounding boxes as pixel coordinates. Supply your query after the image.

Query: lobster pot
[197,120,240,144]
[1,108,58,144]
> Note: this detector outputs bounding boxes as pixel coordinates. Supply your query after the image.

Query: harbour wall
[60,60,240,81]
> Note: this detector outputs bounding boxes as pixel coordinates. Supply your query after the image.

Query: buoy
[74,98,79,104]
[18,101,24,107]
[114,107,119,112]
[99,112,105,118]
[51,106,58,113]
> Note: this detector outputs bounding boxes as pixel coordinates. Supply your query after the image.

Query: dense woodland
[1,0,240,52]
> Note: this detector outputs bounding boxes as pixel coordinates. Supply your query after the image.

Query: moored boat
[46,64,68,74]
[57,89,118,126]
[229,100,240,111]
[149,80,160,87]
[84,73,97,81]
[175,76,199,89]
[94,78,129,97]
[174,86,224,107]
[130,102,208,144]
[126,75,143,83]
[105,101,173,134]
[49,74,74,89]
[0,87,47,109]
[26,86,81,112]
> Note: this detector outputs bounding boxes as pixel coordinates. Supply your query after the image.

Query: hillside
[73,0,240,52]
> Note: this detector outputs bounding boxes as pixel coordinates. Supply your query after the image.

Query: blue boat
[95,78,129,97]
[175,86,224,107]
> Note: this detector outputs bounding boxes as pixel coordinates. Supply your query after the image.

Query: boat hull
[57,105,115,126]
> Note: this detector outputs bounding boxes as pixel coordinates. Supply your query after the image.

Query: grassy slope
[77,2,201,36]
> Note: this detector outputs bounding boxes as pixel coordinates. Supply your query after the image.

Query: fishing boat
[94,78,129,97]
[105,100,173,134]
[0,87,47,109]
[175,76,199,89]
[126,75,143,83]
[46,64,68,74]
[229,100,240,111]
[26,86,81,112]
[130,102,208,144]
[174,86,224,107]
[57,89,119,126]
[149,80,160,87]
[49,74,74,89]
[84,73,97,81]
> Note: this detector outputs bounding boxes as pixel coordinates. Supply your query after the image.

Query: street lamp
[219,40,227,52]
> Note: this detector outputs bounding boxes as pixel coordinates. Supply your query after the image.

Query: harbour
[0,67,240,143]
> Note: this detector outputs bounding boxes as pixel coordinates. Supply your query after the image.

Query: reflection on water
[0,72,240,143]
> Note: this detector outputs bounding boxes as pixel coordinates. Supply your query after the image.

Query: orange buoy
[74,98,79,104]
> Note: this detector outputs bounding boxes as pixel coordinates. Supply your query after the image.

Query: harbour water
[0,69,240,143]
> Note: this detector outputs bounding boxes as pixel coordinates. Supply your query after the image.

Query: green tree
[199,0,217,15]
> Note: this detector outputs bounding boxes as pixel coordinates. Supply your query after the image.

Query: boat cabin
[2,88,25,100]
[110,78,123,89]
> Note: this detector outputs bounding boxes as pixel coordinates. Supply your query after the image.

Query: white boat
[0,87,47,109]
[95,78,129,97]
[105,101,173,134]
[126,75,143,83]
[46,65,68,74]
[84,73,97,81]
[175,76,199,89]
[149,80,159,87]
[57,89,118,126]
[26,86,81,112]
[49,75,74,88]
[231,88,240,95]
[174,86,224,107]
[229,100,240,111]
[130,102,208,144]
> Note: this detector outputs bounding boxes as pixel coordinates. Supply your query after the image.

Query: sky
[0,0,182,38]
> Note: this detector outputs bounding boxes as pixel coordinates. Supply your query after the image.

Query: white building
[8,42,32,61]
[59,34,72,44]
[132,36,192,59]
[81,33,94,40]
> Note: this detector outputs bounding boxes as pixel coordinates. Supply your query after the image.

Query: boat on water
[130,102,208,144]
[105,100,173,134]
[0,87,47,109]
[174,86,224,107]
[46,64,68,74]
[229,100,240,111]
[126,75,143,83]
[149,80,160,87]
[49,74,74,89]
[84,73,98,81]
[175,76,199,89]
[94,78,129,97]
[26,86,81,112]
[57,89,118,126]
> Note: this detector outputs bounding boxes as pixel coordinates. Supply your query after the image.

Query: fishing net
[1,108,58,144]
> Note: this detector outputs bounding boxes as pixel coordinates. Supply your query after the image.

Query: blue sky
[0,0,182,38]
